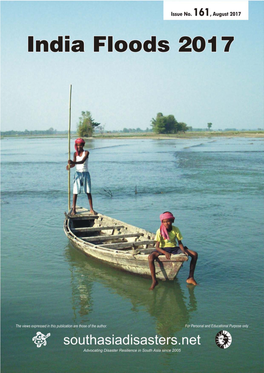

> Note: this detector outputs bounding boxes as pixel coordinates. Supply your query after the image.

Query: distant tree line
[122,127,152,133]
[0,128,57,137]
[151,113,189,134]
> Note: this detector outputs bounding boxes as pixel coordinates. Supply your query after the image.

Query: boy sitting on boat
[148,212,198,290]
[66,138,95,215]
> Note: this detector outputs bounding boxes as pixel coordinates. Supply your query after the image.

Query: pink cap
[75,138,85,154]
[160,212,175,222]
[159,212,175,240]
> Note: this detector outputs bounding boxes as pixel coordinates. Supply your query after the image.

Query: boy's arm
[178,241,188,256]
[66,153,77,170]
[155,241,171,260]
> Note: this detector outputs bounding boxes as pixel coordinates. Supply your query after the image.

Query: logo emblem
[32,332,51,348]
[215,330,232,349]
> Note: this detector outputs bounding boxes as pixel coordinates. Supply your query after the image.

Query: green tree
[207,122,213,131]
[151,113,167,134]
[151,113,188,134]
[177,122,188,133]
[77,111,100,137]
[166,115,178,133]
[48,127,56,134]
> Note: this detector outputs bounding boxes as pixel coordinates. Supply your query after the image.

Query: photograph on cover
[1,1,264,372]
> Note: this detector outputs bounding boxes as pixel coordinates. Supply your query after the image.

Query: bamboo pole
[68,84,72,211]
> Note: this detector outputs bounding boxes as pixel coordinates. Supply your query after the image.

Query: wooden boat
[63,207,188,281]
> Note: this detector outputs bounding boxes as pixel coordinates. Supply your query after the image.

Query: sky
[1,1,264,132]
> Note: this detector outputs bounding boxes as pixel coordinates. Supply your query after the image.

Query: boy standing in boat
[66,138,95,215]
[148,212,198,290]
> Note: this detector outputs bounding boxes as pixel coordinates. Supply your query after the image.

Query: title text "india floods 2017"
[27,35,234,53]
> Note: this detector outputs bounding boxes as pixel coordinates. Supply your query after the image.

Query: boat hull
[64,208,188,281]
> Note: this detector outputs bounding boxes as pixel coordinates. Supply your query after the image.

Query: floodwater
[1,137,263,372]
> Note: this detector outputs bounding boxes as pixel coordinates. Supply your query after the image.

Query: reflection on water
[65,243,197,338]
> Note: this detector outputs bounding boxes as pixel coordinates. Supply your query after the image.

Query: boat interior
[65,208,156,254]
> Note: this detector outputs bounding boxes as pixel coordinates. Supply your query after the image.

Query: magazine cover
[1,1,263,372]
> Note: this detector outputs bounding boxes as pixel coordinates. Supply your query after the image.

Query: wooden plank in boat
[82,233,144,242]
[65,212,99,220]
[99,240,156,250]
[73,225,124,232]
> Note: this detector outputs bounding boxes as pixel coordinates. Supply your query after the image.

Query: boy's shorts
[153,247,183,255]
[73,172,91,194]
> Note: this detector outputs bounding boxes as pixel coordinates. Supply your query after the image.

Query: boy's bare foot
[149,280,159,290]
[69,209,76,216]
[186,277,198,286]
[90,209,96,215]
